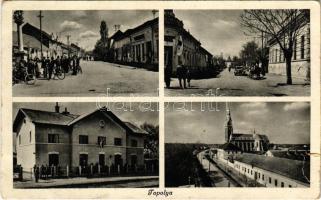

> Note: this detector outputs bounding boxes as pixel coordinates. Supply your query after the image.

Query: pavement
[197,151,239,187]
[165,68,310,96]
[14,175,159,188]
[13,61,159,97]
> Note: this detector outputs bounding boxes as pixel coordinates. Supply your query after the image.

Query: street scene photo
[165,102,310,187]
[13,102,159,188]
[12,10,159,97]
[164,10,310,96]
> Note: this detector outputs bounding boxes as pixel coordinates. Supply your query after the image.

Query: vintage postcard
[1,1,320,199]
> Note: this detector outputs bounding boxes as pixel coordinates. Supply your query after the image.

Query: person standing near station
[33,164,39,183]
[47,56,54,80]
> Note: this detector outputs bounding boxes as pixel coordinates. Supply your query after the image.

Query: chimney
[55,102,60,113]
[62,107,70,115]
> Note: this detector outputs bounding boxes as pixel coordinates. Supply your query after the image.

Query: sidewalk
[14,175,159,188]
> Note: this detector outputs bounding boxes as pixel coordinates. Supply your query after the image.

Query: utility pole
[152,10,158,19]
[37,11,44,59]
[66,35,70,58]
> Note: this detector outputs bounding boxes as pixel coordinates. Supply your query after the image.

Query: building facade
[224,106,269,153]
[13,23,83,60]
[232,153,309,187]
[110,17,159,70]
[164,10,213,75]
[267,12,310,78]
[13,104,147,172]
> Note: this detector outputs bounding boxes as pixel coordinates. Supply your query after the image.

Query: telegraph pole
[37,11,44,59]
[66,35,71,58]
[152,9,158,19]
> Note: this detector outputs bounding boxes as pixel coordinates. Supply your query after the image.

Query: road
[165,68,310,96]
[13,61,159,97]
[197,151,239,187]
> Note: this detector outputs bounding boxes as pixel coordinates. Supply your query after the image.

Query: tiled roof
[20,108,79,125]
[234,153,310,184]
[231,133,269,141]
[124,122,148,135]
[12,31,50,50]
[13,107,149,137]
[111,17,158,41]
[266,150,309,161]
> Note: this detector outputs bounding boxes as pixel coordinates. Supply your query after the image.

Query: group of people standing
[14,55,82,82]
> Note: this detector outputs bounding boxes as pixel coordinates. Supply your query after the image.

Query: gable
[71,110,126,134]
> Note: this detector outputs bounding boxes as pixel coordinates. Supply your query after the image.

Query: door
[99,154,105,166]
[79,154,88,166]
[48,154,59,166]
[114,154,123,167]
[130,155,137,167]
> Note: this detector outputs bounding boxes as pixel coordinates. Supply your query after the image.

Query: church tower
[225,103,233,143]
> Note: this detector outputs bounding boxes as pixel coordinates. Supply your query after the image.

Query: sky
[14,10,158,51]
[13,102,159,127]
[165,102,310,145]
[174,10,257,58]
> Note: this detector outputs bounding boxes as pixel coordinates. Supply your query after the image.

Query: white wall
[16,116,36,171]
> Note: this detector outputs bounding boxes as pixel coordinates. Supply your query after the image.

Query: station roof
[13,108,78,130]
[13,107,149,136]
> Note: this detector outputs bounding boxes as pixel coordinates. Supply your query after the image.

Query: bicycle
[13,66,36,85]
[52,65,65,80]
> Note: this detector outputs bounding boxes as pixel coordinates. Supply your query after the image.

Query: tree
[240,9,309,84]
[140,123,159,159]
[239,41,260,68]
[93,21,111,61]
[99,21,109,49]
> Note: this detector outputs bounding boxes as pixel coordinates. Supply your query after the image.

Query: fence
[14,163,158,182]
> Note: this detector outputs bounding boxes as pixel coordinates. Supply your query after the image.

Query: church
[224,105,269,153]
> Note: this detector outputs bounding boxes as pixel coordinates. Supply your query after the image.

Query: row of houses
[109,17,159,70]
[164,10,214,76]
[211,144,309,188]
[13,23,85,61]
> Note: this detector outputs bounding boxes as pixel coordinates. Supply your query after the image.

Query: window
[258,173,260,179]
[23,119,26,124]
[97,136,106,147]
[275,179,278,187]
[131,139,138,147]
[269,177,272,184]
[251,170,252,175]
[48,134,59,143]
[289,185,292,188]
[79,135,88,144]
[301,35,305,59]
[281,182,284,187]
[29,131,32,143]
[19,135,21,145]
[248,169,250,173]
[262,174,265,181]
[114,138,122,146]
